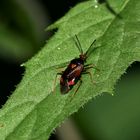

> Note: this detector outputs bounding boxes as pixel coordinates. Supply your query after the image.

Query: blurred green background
[0,0,139,140]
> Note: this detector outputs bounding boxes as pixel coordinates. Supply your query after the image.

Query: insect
[54,35,98,94]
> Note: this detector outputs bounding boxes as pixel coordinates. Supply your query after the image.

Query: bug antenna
[85,39,97,57]
[74,35,83,54]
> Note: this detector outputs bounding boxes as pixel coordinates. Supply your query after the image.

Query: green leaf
[0,0,140,139]
[74,68,140,140]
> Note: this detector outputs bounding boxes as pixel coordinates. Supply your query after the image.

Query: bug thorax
[79,53,87,62]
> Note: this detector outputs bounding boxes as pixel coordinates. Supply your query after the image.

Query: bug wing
[60,77,69,94]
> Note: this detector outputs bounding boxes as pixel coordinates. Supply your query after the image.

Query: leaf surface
[0,0,140,139]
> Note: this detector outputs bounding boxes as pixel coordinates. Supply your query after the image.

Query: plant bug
[54,35,99,95]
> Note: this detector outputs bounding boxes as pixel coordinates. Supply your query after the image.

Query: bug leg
[74,79,82,96]
[70,79,82,101]
[84,64,100,71]
[53,72,62,93]
[52,61,70,69]
[56,67,65,74]
[82,71,96,85]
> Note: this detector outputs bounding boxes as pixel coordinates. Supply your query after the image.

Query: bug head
[79,53,87,62]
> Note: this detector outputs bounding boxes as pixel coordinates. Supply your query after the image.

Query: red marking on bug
[68,78,75,86]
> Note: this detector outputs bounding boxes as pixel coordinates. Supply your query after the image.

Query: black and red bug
[54,35,98,94]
